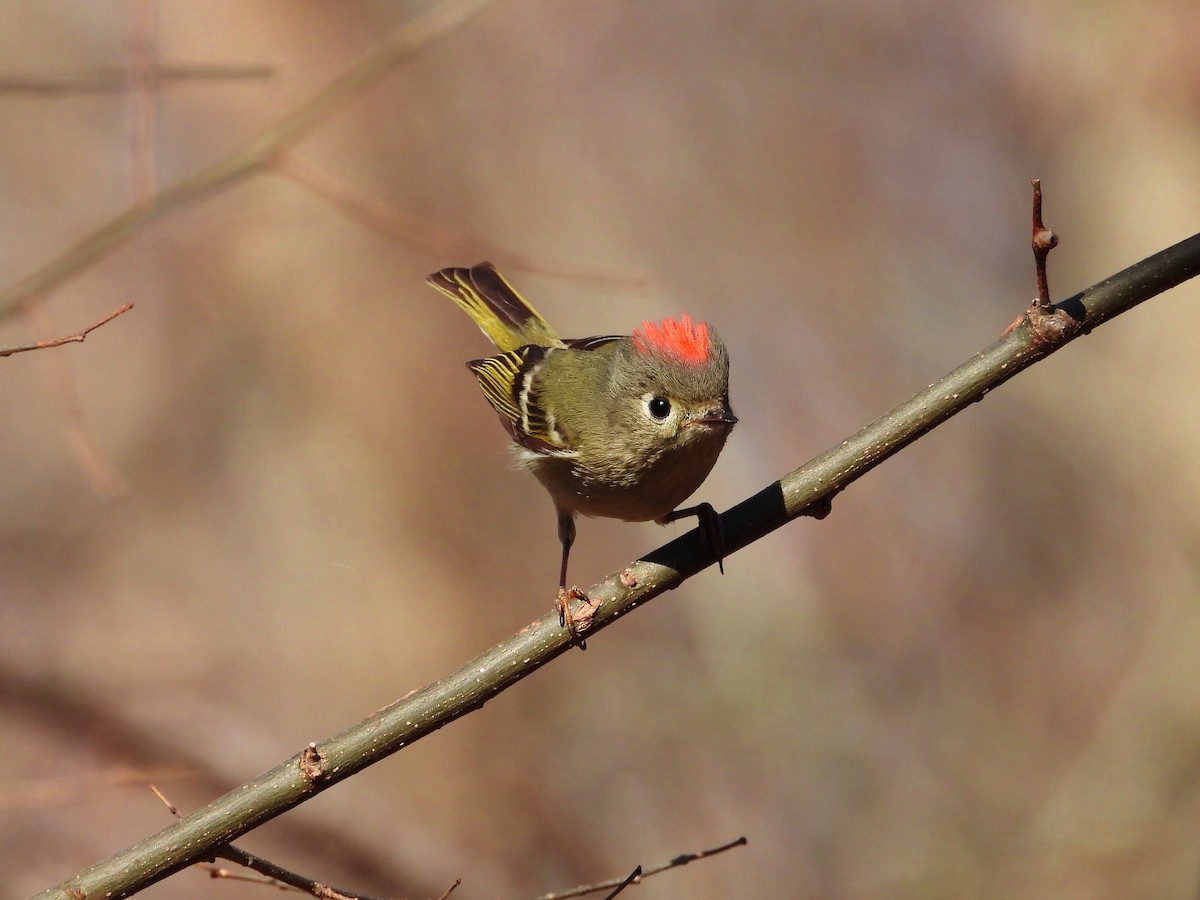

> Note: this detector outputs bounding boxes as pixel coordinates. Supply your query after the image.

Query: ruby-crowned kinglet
[427,262,737,644]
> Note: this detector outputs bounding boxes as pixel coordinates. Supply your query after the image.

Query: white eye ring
[646,395,672,421]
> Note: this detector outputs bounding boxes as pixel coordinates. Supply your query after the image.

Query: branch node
[299,742,327,785]
[1025,297,1079,349]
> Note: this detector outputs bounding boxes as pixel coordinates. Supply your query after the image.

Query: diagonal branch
[34,230,1200,900]
[0,302,132,357]
[0,0,493,323]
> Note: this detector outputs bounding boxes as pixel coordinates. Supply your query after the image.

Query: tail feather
[427,262,559,352]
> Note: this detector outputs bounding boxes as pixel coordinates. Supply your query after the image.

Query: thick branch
[35,230,1200,899]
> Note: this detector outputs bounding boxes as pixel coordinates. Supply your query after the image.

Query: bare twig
[15,301,133,496]
[211,846,393,900]
[0,0,494,323]
[1031,179,1058,307]
[642,835,748,878]
[273,151,648,289]
[0,64,272,95]
[151,784,400,900]
[0,768,191,811]
[148,784,179,818]
[128,0,159,201]
[33,227,1200,900]
[532,837,747,900]
[602,867,641,899]
[0,302,133,357]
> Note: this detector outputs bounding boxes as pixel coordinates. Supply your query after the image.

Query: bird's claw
[556,586,595,650]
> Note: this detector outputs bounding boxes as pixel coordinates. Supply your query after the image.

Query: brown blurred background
[3,1,1200,897]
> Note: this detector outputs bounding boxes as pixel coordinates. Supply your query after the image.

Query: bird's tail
[427,262,560,352]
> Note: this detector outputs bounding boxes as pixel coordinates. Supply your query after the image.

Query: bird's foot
[556,585,597,650]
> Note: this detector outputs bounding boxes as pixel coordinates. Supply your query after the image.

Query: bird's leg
[659,502,727,574]
[555,508,592,648]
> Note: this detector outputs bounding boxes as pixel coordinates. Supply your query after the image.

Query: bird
[427,262,737,645]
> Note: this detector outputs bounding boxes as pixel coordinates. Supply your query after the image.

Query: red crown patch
[631,314,710,366]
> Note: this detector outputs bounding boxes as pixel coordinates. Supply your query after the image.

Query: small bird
[427,262,737,644]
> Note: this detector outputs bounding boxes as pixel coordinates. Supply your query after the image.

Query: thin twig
[642,835,749,878]
[273,151,648,289]
[534,868,640,900]
[0,65,272,94]
[601,867,641,899]
[148,784,179,818]
[1031,179,1058,307]
[17,301,132,496]
[0,769,191,811]
[0,302,133,357]
[212,846,391,900]
[532,837,747,900]
[128,0,159,201]
[0,0,494,323]
[152,784,400,900]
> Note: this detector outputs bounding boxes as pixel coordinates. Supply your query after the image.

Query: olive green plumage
[428,262,736,640]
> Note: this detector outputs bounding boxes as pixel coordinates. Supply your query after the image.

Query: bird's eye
[647,396,671,420]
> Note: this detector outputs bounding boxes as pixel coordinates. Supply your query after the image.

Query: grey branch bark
[36,230,1200,899]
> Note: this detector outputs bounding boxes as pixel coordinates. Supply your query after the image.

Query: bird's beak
[687,407,738,429]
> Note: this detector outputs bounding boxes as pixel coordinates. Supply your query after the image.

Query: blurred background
[3,1,1200,897]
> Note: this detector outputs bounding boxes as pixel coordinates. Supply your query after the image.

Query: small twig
[0,302,133,357]
[531,837,747,900]
[0,65,272,94]
[148,784,179,818]
[18,301,130,496]
[151,784,398,900]
[272,151,647,290]
[0,768,191,810]
[0,0,494,323]
[1002,180,1064,340]
[1031,178,1058,307]
[601,867,641,899]
[644,835,748,876]
[212,846,379,899]
[128,0,160,201]
[198,863,291,889]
